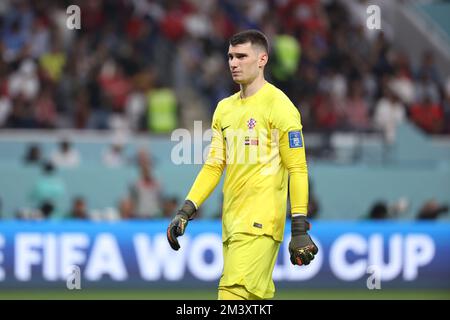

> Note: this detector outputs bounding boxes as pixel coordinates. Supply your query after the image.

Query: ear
[258,52,268,68]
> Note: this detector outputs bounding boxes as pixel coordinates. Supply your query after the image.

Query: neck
[240,76,266,99]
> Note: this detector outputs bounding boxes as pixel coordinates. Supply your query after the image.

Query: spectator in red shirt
[98,59,131,113]
[343,80,371,131]
[313,90,345,130]
[409,95,444,134]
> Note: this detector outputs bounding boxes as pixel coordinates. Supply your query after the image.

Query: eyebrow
[228,52,248,58]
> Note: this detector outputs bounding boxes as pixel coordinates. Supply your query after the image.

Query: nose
[229,57,238,69]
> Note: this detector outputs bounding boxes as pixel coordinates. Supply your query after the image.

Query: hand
[288,215,318,266]
[166,200,196,251]
[167,212,189,250]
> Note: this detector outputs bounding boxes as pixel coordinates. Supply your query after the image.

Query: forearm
[167,164,222,251]
[186,162,224,208]
[289,166,309,215]
[279,131,309,215]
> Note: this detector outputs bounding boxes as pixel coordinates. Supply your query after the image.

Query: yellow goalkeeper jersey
[187,82,308,242]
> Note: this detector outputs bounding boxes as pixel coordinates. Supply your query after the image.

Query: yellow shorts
[218,233,281,300]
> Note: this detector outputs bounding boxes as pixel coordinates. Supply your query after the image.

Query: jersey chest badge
[247,118,256,130]
[245,118,258,146]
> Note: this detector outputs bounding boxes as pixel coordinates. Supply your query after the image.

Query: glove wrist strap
[178,200,197,220]
[291,215,308,236]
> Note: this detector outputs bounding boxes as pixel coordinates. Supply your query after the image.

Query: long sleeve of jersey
[279,130,309,215]
[271,99,309,216]
[186,109,226,207]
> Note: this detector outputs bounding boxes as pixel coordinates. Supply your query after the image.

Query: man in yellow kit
[167,30,318,300]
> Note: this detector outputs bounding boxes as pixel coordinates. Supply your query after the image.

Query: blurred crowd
[12,138,447,221]
[14,138,183,221]
[0,0,449,138]
[1,0,450,221]
[367,197,449,221]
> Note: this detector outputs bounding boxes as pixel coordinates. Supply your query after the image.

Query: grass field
[0,289,449,300]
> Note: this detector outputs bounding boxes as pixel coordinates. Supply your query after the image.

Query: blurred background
[0,0,449,299]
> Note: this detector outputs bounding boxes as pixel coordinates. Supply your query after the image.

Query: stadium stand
[0,0,449,220]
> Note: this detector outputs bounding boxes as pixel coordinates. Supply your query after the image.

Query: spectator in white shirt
[374,87,406,144]
[102,142,125,168]
[51,139,80,168]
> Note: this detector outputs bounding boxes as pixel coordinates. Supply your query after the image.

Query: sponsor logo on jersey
[244,136,258,146]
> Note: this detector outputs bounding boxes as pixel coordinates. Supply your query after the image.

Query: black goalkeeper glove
[167,200,197,251]
[289,215,318,266]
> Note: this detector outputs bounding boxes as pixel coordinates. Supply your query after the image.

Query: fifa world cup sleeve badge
[288,131,303,148]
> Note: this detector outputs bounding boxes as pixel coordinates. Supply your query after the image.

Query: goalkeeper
[167,29,318,300]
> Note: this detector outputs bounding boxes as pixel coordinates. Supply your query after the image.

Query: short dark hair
[229,29,269,54]
[43,161,55,174]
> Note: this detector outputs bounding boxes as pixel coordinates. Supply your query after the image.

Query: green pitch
[0,289,449,300]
